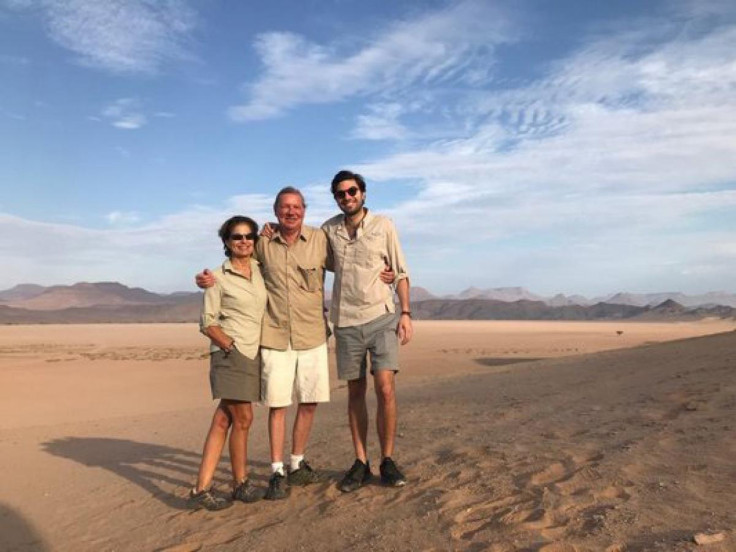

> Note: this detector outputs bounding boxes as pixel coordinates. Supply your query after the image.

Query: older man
[322,170,413,493]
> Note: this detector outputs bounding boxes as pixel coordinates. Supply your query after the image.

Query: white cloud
[106,211,139,225]
[101,98,147,130]
[0,53,30,65]
[341,8,736,294]
[229,1,519,121]
[352,103,409,141]
[15,0,197,74]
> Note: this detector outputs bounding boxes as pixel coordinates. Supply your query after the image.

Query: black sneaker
[379,457,406,487]
[232,478,263,503]
[288,460,322,486]
[188,488,232,511]
[264,472,290,500]
[338,459,372,493]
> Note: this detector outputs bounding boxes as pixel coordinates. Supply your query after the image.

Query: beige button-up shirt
[322,210,409,328]
[256,225,329,350]
[200,258,267,359]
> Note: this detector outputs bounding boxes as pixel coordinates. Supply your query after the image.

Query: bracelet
[400,311,412,318]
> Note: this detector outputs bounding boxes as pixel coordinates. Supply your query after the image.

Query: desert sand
[1,319,734,552]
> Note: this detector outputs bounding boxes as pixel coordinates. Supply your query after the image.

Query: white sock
[271,461,285,476]
[290,454,304,471]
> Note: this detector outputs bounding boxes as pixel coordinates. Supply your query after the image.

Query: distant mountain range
[411,286,736,308]
[0,282,734,324]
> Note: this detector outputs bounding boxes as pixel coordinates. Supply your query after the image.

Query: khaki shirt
[322,210,409,328]
[256,225,329,350]
[200,258,267,359]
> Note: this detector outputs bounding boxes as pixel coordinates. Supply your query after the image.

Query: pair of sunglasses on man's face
[229,232,257,242]
[334,186,360,200]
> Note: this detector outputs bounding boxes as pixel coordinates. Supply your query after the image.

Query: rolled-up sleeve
[386,221,409,284]
[199,282,222,335]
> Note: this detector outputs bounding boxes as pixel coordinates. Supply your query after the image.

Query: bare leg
[374,370,397,459]
[195,401,232,491]
[347,378,369,462]
[292,402,317,456]
[268,407,287,464]
[224,400,253,485]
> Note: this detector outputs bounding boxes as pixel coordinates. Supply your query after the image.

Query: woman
[189,215,267,510]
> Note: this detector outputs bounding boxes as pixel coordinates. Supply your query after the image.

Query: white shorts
[260,342,330,408]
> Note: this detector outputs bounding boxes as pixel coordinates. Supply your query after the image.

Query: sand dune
[1,320,734,551]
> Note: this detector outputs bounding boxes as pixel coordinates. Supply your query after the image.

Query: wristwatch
[400,311,412,318]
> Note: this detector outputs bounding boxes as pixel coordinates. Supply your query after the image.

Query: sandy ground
[1,319,734,552]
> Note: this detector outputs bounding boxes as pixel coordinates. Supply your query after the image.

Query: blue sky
[1,0,735,296]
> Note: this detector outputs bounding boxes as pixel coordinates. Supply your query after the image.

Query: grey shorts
[209,348,261,402]
[334,313,399,381]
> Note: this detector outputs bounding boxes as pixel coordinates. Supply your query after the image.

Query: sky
[1,0,735,297]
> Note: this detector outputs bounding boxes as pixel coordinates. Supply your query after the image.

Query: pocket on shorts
[210,349,234,370]
[297,265,321,292]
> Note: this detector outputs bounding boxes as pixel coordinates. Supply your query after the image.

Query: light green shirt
[200,258,267,359]
[322,210,409,328]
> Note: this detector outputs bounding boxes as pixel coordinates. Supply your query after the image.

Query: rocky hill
[0,282,734,324]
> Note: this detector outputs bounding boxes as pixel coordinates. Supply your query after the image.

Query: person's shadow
[41,437,268,510]
[0,502,49,552]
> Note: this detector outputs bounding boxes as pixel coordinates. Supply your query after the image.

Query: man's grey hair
[273,186,307,211]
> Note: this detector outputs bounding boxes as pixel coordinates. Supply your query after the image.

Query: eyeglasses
[229,232,257,241]
[334,186,359,200]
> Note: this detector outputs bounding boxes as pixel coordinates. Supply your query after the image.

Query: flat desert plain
[1,320,735,552]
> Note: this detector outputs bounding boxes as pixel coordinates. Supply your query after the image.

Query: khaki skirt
[209,347,261,402]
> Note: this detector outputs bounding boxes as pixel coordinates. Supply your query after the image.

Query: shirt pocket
[356,231,384,268]
[297,265,321,292]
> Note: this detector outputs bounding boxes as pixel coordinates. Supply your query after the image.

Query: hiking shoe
[288,459,322,486]
[338,459,372,493]
[379,457,407,487]
[188,488,232,511]
[232,478,263,503]
[264,472,290,500]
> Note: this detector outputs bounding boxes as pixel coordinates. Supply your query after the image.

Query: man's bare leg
[292,402,317,456]
[373,370,397,459]
[268,407,287,465]
[347,377,369,462]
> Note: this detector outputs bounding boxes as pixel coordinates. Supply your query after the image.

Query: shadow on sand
[474,357,542,367]
[41,437,269,510]
[1,502,49,552]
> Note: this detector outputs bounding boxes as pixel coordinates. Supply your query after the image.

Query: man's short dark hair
[273,186,307,211]
[330,170,366,195]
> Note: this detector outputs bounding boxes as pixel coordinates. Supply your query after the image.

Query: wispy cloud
[342,5,736,293]
[106,211,139,225]
[14,0,197,74]
[352,103,409,141]
[101,98,147,129]
[0,53,30,65]
[229,1,519,121]
[0,191,299,291]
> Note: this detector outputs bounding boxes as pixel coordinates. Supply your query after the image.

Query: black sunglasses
[229,232,257,241]
[334,186,359,200]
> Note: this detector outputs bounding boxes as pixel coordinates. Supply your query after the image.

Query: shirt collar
[274,225,310,244]
[222,257,258,273]
[340,208,371,227]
